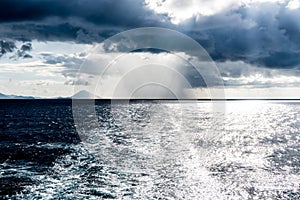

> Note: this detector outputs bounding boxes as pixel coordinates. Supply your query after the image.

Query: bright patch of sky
[0,41,92,97]
[286,0,300,9]
[1,39,300,98]
[145,0,293,24]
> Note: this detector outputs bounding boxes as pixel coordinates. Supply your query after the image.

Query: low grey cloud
[42,53,82,66]
[41,53,85,80]
[0,40,16,57]
[16,43,32,58]
[64,79,88,86]
[219,60,300,88]
[0,40,32,58]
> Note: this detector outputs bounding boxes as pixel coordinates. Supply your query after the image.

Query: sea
[0,99,300,199]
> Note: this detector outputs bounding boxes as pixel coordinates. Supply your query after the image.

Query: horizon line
[1,98,300,101]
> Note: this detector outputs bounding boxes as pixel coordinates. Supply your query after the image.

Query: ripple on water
[1,101,300,199]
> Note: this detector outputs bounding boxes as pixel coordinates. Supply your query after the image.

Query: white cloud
[218,60,300,88]
[145,0,290,24]
[145,0,239,24]
[286,0,300,9]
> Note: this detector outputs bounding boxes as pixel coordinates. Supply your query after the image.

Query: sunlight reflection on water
[11,101,300,199]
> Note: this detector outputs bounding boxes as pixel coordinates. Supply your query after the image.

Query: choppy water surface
[1,100,300,199]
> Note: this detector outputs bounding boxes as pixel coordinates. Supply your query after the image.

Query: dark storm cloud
[184,2,300,69]
[0,0,165,26]
[0,0,171,43]
[1,0,300,71]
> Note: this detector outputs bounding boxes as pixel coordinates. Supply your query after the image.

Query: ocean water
[1,100,300,199]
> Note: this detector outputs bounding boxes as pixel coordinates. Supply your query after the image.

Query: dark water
[1,100,300,199]
[0,100,79,198]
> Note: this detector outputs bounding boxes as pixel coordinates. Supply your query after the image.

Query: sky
[0,0,299,98]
